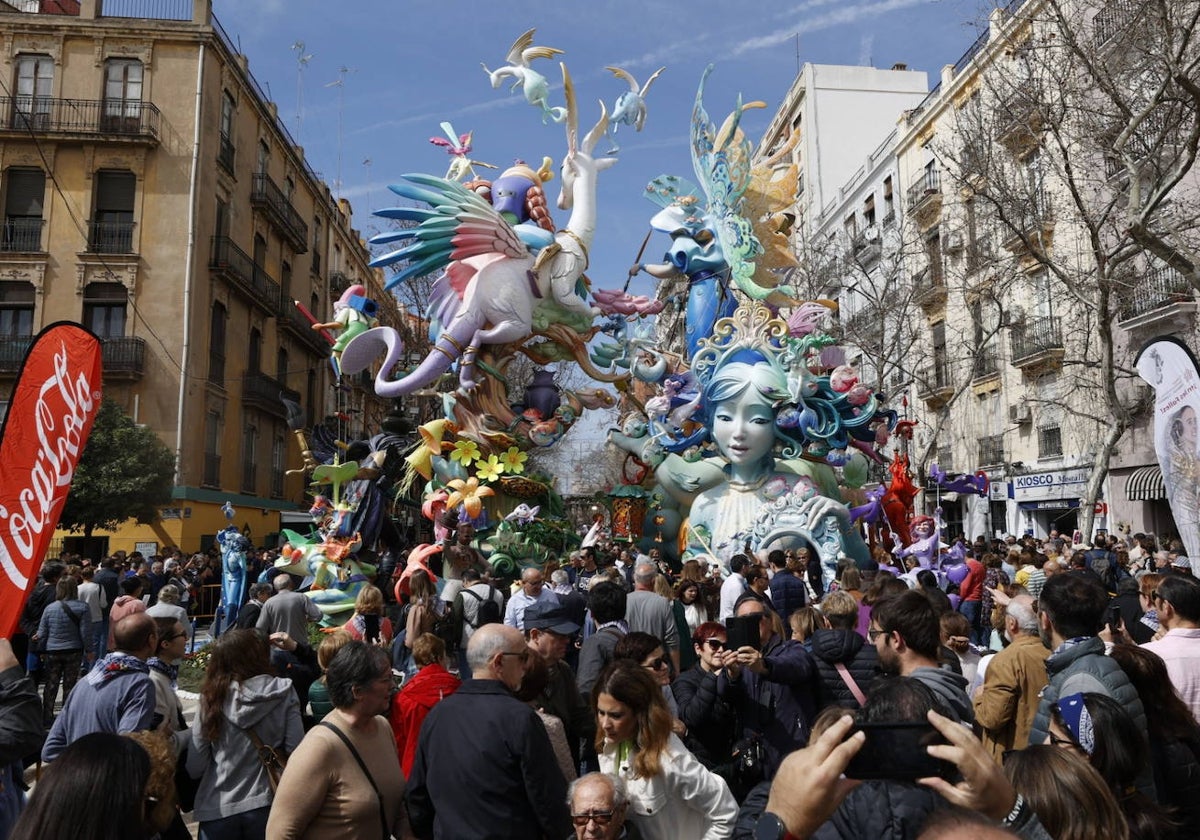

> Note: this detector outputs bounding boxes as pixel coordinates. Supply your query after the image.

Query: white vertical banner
[1136,338,1200,564]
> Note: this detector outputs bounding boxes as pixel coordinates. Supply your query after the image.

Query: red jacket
[960,559,986,602]
[389,663,460,777]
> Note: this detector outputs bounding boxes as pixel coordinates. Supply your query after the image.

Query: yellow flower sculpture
[445,476,495,519]
[499,446,528,475]
[450,438,481,466]
[475,454,505,483]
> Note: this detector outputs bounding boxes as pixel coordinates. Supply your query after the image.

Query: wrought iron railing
[209,236,281,311]
[0,336,33,374]
[101,336,145,376]
[1010,315,1062,362]
[1093,0,1142,47]
[251,173,308,252]
[1119,265,1193,320]
[0,96,160,140]
[88,219,135,254]
[972,349,1000,379]
[906,168,941,212]
[0,218,44,252]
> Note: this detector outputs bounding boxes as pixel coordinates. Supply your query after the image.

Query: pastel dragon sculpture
[341,65,610,397]
[631,65,800,359]
[604,65,665,152]
[481,28,567,124]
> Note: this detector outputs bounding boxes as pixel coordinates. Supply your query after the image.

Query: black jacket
[734,779,942,840]
[810,628,881,709]
[1153,736,1200,833]
[407,679,571,840]
[672,664,737,768]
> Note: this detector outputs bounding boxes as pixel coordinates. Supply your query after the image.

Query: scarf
[86,652,149,687]
[147,656,179,687]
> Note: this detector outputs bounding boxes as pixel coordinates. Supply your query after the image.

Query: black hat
[524,601,581,635]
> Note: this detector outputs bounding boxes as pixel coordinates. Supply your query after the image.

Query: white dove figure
[481,29,566,123]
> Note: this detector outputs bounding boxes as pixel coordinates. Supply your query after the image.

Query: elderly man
[568,772,641,840]
[972,595,1049,760]
[503,567,559,631]
[525,601,593,767]
[256,573,320,644]
[406,623,571,839]
[625,561,680,671]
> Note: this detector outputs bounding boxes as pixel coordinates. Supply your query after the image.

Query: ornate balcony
[251,173,309,254]
[209,236,281,316]
[0,96,160,144]
[995,92,1045,154]
[0,218,44,252]
[101,336,146,380]
[850,227,882,265]
[905,169,942,227]
[0,335,33,376]
[87,220,136,254]
[917,357,954,408]
[971,348,1001,383]
[913,266,947,312]
[1010,315,1064,372]
[241,370,300,419]
[278,299,334,357]
[1118,264,1195,328]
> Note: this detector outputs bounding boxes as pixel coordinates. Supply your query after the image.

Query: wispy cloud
[728,0,933,56]
[347,93,530,138]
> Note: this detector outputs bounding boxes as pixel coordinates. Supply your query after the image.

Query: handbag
[244,726,288,793]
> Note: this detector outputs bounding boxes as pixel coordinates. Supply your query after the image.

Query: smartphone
[1108,605,1122,631]
[364,613,381,644]
[844,722,955,781]
[724,615,761,652]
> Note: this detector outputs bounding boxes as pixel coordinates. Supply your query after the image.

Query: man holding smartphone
[869,590,974,724]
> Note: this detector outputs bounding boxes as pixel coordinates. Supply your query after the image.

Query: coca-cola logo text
[0,341,98,589]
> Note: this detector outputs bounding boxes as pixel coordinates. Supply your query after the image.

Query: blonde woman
[341,584,393,646]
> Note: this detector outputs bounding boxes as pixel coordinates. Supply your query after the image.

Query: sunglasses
[642,657,668,670]
[571,810,615,827]
[701,639,725,650]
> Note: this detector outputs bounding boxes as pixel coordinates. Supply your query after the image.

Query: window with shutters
[0,282,34,338]
[82,282,127,339]
[248,327,262,373]
[270,432,285,497]
[12,54,53,130]
[203,410,222,487]
[2,169,45,252]
[90,170,135,253]
[102,58,143,133]
[209,302,226,385]
[218,92,235,172]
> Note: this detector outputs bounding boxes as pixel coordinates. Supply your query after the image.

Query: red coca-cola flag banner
[0,322,103,638]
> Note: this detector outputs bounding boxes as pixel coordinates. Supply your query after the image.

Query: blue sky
[211,0,989,300]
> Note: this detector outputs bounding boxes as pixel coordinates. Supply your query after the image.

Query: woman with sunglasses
[671,622,738,779]
[613,631,682,725]
[594,661,737,840]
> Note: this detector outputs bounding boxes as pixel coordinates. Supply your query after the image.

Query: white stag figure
[340,65,612,397]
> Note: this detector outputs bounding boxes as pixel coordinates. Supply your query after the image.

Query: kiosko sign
[0,322,102,638]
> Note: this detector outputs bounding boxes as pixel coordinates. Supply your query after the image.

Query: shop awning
[1126,465,1166,501]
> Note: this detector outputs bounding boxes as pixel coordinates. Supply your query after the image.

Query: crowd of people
[2,525,1199,839]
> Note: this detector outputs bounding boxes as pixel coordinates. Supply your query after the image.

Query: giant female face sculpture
[706,358,784,483]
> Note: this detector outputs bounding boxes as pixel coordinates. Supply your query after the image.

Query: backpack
[463,585,501,628]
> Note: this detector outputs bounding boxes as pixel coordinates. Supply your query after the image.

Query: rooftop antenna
[290,41,314,141]
[795,33,801,76]
[324,66,356,198]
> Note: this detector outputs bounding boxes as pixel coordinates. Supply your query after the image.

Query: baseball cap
[523,601,581,635]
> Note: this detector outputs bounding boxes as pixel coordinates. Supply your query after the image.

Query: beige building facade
[0,0,399,555]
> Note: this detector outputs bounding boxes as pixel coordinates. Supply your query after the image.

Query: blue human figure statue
[216,524,249,631]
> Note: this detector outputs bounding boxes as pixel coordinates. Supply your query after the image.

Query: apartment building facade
[0,0,399,554]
